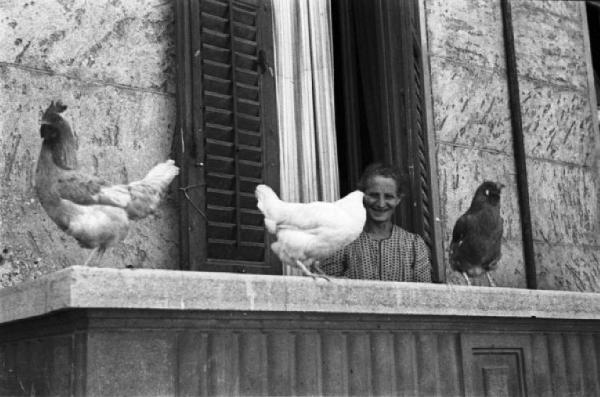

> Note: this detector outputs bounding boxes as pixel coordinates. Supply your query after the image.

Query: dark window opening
[332,0,439,280]
[587,1,600,107]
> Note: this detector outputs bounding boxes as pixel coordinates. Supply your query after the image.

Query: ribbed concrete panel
[4,310,600,396]
[531,334,553,397]
[581,334,600,396]
[321,332,348,396]
[266,332,294,396]
[208,333,239,396]
[547,333,569,396]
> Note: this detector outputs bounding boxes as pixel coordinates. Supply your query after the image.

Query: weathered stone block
[535,242,600,292]
[0,65,178,278]
[512,1,587,90]
[527,158,599,247]
[0,0,175,93]
[430,57,513,151]
[520,79,596,165]
[425,0,505,71]
[512,0,580,20]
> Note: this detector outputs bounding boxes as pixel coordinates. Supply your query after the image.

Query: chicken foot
[461,272,472,286]
[82,247,106,267]
[311,261,331,282]
[295,260,330,281]
[486,272,496,287]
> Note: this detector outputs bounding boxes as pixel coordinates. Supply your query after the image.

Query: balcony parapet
[1,265,599,324]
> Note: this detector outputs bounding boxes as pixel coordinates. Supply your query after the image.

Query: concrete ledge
[1,266,599,324]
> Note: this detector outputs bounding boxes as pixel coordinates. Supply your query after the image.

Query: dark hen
[449,181,504,286]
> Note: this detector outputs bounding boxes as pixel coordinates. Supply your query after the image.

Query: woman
[321,163,432,282]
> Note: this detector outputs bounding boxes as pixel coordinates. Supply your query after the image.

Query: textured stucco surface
[0,0,178,285]
[426,0,600,291]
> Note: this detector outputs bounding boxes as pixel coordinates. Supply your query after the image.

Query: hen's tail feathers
[123,159,179,219]
[255,184,282,233]
[92,160,178,219]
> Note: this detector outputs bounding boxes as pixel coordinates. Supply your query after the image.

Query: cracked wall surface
[0,0,178,285]
[426,0,600,290]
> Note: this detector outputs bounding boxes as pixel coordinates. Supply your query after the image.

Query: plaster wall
[425,0,600,290]
[0,0,178,285]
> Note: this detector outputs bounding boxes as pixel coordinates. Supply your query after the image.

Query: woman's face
[363,175,401,224]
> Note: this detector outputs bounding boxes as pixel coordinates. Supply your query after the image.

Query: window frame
[174,0,444,280]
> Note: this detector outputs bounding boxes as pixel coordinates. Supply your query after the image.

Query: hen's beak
[497,183,506,190]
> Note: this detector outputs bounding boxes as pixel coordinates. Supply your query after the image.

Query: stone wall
[0,0,178,285]
[425,0,600,290]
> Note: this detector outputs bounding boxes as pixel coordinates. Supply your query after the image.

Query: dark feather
[56,171,107,205]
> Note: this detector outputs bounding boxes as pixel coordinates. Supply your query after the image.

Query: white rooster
[255,185,366,280]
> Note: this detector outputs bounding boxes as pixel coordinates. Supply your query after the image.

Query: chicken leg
[295,260,330,281]
[311,261,331,282]
[82,247,106,267]
[486,272,496,287]
[461,272,472,286]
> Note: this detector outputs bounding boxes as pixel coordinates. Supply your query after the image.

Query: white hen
[255,184,366,280]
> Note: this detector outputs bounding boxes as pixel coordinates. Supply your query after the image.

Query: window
[175,0,439,279]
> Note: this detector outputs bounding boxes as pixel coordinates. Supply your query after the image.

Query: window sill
[1,266,598,325]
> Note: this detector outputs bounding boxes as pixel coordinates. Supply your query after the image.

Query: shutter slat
[237,98,260,116]
[234,37,258,55]
[206,173,262,193]
[208,222,264,242]
[236,83,259,100]
[237,113,260,130]
[205,92,232,109]
[201,13,228,32]
[239,130,261,146]
[202,0,228,15]
[205,107,232,125]
[203,60,231,80]
[206,188,258,208]
[235,68,259,85]
[202,29,229,47]
[208,242,265,262]
[202,43,230,64]
[233,22,257,41]
[204,75,232,94]
[206,123,233,141]
[233,6,256,25]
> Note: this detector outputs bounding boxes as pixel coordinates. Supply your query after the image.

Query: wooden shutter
[175,0,280,273]
[398,0,438,278]
[401,0,436,259]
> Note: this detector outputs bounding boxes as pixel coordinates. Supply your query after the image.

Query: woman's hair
[357,163,407,196]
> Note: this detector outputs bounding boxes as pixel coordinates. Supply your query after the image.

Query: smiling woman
[321,163,433,282]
